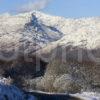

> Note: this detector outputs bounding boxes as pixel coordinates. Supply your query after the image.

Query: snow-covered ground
[71,92,100,100]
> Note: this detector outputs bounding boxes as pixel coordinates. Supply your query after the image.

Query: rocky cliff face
[0,11,100,99]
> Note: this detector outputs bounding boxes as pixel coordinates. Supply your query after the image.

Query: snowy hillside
[0,11,64,55]
[0,11,100,55]
[0,11,100,100]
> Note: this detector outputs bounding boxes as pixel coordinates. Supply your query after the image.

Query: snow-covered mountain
[0,11,64,56]
[0,11,100,55]
[0,11,100,100]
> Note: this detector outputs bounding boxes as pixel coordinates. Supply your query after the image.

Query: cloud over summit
[17,0,51,13]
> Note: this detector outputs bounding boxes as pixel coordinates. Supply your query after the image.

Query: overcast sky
[0,0,100,18]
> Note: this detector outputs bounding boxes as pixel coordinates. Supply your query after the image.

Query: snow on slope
[30,11,100,50]
[0,11,100,99]
[0,11,63,57]
[0,11,100,55]
[0,11,63,44]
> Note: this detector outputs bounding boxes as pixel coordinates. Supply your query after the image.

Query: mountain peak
[0,11,100,55]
